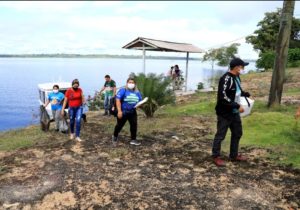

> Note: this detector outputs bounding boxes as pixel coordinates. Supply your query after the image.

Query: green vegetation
[257,48,300,70]
[134,73,176,117]
[202,43,240,70]
[0,126,49,151]
[246,8,300,70]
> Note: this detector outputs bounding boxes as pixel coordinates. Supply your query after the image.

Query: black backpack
[109,89,127,117]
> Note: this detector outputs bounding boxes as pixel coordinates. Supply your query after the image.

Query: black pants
[212,114,242,158]
[113,111,137,140]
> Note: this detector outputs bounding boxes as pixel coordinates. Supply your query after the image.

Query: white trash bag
[240,97,254,117]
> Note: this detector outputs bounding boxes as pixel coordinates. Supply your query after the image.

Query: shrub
[133,73,176,117]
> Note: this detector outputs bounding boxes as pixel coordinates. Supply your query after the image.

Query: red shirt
[65,88,83,107]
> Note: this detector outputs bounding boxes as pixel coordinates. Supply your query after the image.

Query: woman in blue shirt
[44,84,65,132]
[112,78,142,146]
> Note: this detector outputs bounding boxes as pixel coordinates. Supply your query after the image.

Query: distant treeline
[0,54,202,60]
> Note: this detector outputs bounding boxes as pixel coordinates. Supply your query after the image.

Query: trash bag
[59,116,69,133]
[82,103,89,114]
[40,105,50,131]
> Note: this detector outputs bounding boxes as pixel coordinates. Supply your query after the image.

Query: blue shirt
[48,92,65,111]
[116,88,142,112]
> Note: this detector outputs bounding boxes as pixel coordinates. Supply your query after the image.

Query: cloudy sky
[0,1,299,59]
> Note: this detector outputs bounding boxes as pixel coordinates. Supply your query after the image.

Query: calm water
[0,58,256,132]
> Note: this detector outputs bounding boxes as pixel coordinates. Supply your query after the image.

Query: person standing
[43,84,65,132]
[212,58,251,167]
[112,78,142,146]
[61,79,85,142]
[99,75,116,116]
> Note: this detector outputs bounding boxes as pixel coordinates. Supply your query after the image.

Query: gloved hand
[243,92,251,97]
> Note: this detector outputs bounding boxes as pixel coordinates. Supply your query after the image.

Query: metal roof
[122,37,205,53]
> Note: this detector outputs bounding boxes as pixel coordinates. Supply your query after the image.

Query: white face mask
[127,83,135,89]
[53,89,59,93]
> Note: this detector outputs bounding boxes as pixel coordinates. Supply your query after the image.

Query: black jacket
[215,72,250,118]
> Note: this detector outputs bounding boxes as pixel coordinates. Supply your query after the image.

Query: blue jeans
[69,106,83,137]
[104,94,112,111]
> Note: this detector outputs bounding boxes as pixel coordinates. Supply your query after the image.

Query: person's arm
[44,99,50,107]
[99,86,105,94]
[81,90,85,105]
[61,97,68,116]
[116,99,122,119]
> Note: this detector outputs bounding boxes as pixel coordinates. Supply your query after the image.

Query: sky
[0,1,300,59]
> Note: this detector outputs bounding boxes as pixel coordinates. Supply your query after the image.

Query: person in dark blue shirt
[112,78,142,146]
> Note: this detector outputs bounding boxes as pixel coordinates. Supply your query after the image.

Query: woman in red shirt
[61,79,85,142]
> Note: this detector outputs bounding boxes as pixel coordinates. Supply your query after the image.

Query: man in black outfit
[212,57,251,167]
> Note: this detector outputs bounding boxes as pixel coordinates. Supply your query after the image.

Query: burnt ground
[0,112,300,210]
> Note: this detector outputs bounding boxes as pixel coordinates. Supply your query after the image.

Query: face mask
[127,83,135,89]
[53,89,59,93]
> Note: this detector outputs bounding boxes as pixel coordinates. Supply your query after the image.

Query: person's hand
[244,92,251,98]
[239,106,244,113]
[43,104,46,108]
[117,111,122,119]
[61,110,65,117]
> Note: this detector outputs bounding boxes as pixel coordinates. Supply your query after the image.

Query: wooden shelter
[122,37,204,91]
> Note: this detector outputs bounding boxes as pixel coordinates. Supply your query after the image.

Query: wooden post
[268,0,295,107]
[185,52,189,92]
[142,43,146,74]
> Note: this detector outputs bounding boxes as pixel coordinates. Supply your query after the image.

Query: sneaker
[112,136,118,146]
[213,157,226,167]
[230,154,247,162]
[76,137,83,142]
[130,140,141,146]
[70,133,75,140]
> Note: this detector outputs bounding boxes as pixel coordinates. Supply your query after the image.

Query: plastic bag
[240,97,254,117]
[40,105,50,131]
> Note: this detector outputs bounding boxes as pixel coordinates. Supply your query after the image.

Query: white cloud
[114,2,167,14]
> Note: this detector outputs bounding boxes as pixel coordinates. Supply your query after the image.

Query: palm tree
[133,73,175,117]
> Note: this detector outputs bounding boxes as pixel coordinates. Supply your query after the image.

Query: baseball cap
[229,58,249,68]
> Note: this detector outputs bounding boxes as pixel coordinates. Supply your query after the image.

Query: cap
[229,58,249,69]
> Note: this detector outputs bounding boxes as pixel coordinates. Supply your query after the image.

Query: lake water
[0,58,256,132]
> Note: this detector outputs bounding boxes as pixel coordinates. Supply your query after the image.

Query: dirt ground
[0,111,299,210]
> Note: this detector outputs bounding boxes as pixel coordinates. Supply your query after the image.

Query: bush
[133,73,176,117]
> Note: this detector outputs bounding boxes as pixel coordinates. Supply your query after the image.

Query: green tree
[202,43,240,69]
[246,8,300,54]
[133,73,176,117]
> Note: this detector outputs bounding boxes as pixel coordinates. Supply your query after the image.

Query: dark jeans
[212,114,242,158]
[113,110,137,140]
[69,106,83,137]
